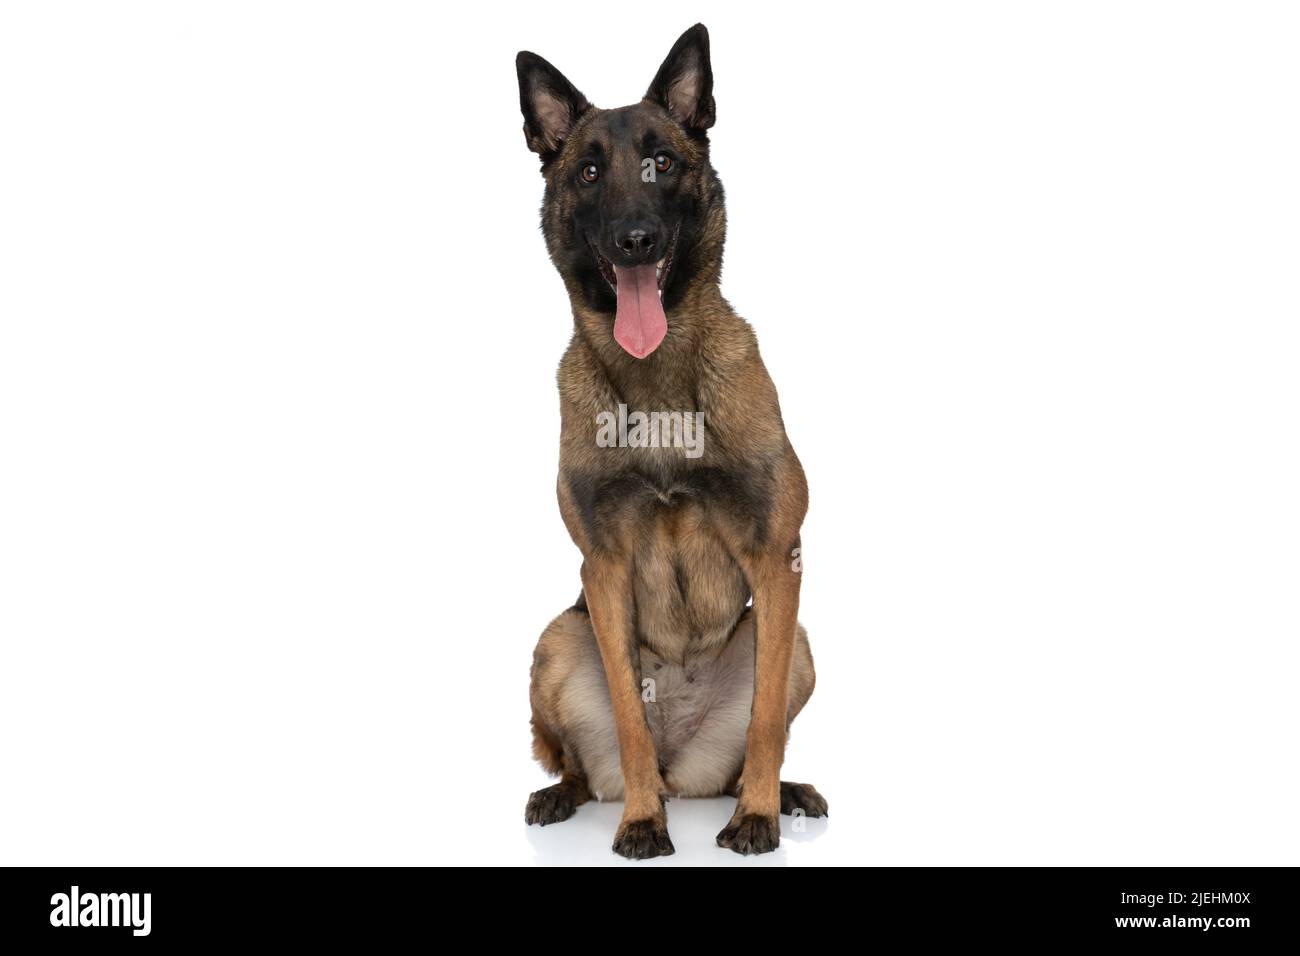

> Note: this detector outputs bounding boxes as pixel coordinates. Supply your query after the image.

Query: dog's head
[517,24,725,359]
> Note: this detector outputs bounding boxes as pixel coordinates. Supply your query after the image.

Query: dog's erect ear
[645,24,715,131]
[516,51,591,157]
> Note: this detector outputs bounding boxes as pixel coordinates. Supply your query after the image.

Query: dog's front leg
[717,554,801,855]
[580,555,674,859]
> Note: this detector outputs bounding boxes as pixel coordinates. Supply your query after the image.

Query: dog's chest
[629,493,750,662]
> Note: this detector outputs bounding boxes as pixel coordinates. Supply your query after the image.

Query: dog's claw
[612,817,675,859]
[716,812,781,855]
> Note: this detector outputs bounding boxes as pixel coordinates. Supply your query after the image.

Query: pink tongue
[612,264,667,359]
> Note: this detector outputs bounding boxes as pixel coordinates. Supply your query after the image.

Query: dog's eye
[654,153,673,173]
[580,163,600,184]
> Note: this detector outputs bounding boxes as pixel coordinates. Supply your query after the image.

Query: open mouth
[588,222,680,360]
[590,220,681,298]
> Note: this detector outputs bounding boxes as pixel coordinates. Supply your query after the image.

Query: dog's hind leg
[773,618,828,818]
[722,779,828,817]
[525,765,591,826]
[779,781,828,817]
[526,655,591,826]
[525,606,625,827]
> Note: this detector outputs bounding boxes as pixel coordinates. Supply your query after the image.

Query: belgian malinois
[518,23,825,858]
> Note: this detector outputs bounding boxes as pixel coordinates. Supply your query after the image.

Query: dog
[517,23,825,859]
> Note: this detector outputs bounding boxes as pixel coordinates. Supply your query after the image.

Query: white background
[2,2,1297,866]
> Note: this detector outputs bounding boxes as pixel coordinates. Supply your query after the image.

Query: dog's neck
[568,278,747,408]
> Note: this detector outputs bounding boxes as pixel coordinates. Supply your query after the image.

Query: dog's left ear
[645,24,715,131]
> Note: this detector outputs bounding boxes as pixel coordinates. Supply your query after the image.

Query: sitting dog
[518,23,826,858]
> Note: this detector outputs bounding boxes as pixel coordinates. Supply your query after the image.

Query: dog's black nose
[615,226,657,261]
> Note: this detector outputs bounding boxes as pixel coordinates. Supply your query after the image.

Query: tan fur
[520,26,823,856]
[531,280,816,848]
[531,609,815,801]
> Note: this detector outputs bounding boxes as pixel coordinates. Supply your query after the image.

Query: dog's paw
[612,817,675,860]
[780,781,828,818]
[716,812,781,855]
[524,783,581,826]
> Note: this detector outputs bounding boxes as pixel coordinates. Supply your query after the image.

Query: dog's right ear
[516,51,591,159]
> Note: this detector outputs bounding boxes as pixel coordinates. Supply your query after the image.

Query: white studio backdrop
[1,2,1297,865]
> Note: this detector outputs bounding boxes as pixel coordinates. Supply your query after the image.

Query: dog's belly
[630,496,750,663]
[639,620,755,797]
